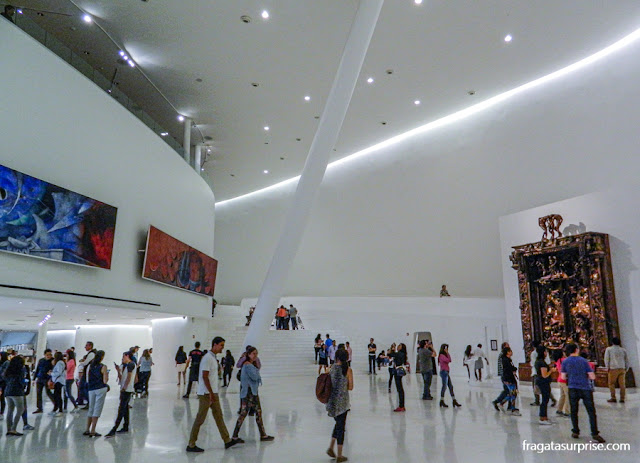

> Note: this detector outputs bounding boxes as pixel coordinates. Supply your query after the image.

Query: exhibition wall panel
[499,185,640,372]
[0,21,215,318]
[215,29,640,305]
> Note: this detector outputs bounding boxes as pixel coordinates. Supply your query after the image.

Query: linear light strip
[216,26,640,208]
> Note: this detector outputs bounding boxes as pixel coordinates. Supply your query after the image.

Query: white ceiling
[0,296,179,331]
[17,1,640,201]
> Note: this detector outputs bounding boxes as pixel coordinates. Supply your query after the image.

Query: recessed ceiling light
[367,77,374,84]
[19,301,22,304]
[263,170,269,174]
[261,10,269,19]
[160,132,168,136]
[414,0,423,4]
[128,60,135,68]
[82,14,92,23]
[263,126,269,131]
[414,100,421,105]
[504,34,513,42]
[119,50,125,57]
[122,54,129,61]
[17,8,23,14]
[178,115,185,122]
[304,95,311,101]
[207,148,212,153]
[201,168,205,171]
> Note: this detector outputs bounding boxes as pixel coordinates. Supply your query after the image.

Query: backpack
[316,373,332,404]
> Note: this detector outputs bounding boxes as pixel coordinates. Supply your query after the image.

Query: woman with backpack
[393,344,408,412]
[325,348,353,462]
[231,347,274,442]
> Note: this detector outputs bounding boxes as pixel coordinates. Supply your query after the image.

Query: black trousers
[52,383,64,412]
[395,374,405,408]
[569,388,599,436]
[185,368,198,396]
[388,369,395,389]
[368,356,376,373]
[538,380,551,418]
[36,381,54,411]
[111,391,133,432]
[332,411,348,445]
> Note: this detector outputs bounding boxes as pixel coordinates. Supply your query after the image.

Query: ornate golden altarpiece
[510,217,634,387]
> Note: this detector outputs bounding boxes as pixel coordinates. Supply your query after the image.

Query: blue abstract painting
[0,164,117,268]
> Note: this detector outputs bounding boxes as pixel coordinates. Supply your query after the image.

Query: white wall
[499,185,640,374]
[241,296,506,377]
[215,27,640,305]
[74,325,152,376]
[46,330,76,353]
[151,317,210,383]
[0,20,215,319]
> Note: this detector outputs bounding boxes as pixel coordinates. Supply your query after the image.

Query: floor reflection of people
[391,412,408,460]
[439,404,459,463]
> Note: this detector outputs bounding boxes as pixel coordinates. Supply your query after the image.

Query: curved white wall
[215,35,640,304]
[0,21,215,318]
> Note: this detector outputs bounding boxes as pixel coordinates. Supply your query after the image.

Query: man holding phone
[105,351,135,438]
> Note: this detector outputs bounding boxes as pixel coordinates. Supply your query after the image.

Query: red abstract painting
[142,226,217,296]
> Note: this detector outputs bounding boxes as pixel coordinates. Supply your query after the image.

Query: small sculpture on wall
[538,214,564,242]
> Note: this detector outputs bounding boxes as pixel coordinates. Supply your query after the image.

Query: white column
[194,144,202,173]
[243,0,384,350]
[183,117,192,164]
[36,321,49,358]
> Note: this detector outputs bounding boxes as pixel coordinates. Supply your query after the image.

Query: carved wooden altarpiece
[510,220,635,387]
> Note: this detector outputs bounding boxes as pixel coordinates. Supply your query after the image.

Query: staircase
[208,306,353,377]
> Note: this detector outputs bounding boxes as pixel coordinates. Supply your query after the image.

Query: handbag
[396,366,406,377]
[47,379,55,390]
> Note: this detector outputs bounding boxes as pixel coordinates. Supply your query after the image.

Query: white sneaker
[539,419,554,426]
[511,409,522,416]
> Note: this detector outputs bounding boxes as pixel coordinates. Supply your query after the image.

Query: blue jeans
[421,371,433,398]
[494,381,509,404]
[64,379,77,409]
[569,388,599,436]
[440,370,454,398]
[503,381,518,410]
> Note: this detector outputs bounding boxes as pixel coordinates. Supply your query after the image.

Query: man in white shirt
[77,341,96,407]
[106,351,135,438]
[187,336,241,453]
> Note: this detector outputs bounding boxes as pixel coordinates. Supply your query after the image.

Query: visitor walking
[463,345,473,381]
[345,342,352,367]
[84,350,109,438]
[231,347,274,442]
[222,350,234,387]
[368,338,377,375]
[438,344,461,408]
[393,344,408,412]
[64,350,78,412]
[417,340,434,400]
[138,349,153,397]
[554,350,570,417]
[492,342,510,411]
[2,355,26,436]
[328,340,337,366]
[314,334,323,364]
[289,304,298,330]
[325,349,353,463]
[186,337,240,453]
[604,337,629,403]
[0,351,8,420]
[534,345,556,425]
[33,349,54,413]
[561,343,605,442]
[175,346,188,386]
[105,351,136,438]
[472,344,488,381]
[318,344,329,374]
[496,347,520,415]
[50,352,66,416]
[183,342,203,398]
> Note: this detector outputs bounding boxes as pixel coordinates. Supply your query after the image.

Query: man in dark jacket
[33,349,54,413]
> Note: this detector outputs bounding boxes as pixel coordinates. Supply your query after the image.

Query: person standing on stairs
[289,304,298,330]
[315,334,323,364]
[438,344,461,409]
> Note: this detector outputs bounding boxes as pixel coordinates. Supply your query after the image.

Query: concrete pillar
[183,117,192,164]
[36,320,49,358]
[243,0,384,350]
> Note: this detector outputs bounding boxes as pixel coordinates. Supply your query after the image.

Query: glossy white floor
[0,371,637,463]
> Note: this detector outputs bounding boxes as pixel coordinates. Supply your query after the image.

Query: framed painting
[142,225,217,296]
[0,164,117,269]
